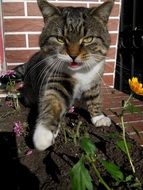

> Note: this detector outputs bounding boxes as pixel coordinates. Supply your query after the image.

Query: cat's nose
[69,54,77,61]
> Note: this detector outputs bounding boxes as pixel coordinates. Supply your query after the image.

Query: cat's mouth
[68,62,81,70]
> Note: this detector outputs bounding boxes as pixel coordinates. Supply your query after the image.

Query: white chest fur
[72,61,104,99]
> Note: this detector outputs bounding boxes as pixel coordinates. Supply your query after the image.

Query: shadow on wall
[0,132,39,190]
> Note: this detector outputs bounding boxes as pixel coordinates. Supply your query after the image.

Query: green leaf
[126,103,141,113]
[116,140,131,155]
[125,175,133,182]
[102,160,124,182]
[80,137,96,156]
[70,157,93,190]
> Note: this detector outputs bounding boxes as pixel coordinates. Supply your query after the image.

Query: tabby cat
[15,0,114,151]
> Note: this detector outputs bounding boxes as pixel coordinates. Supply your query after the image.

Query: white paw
[33,123,59,151]
[91,115,111,127]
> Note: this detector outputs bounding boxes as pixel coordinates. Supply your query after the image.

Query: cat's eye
[56,37,65,44]
[82,36,94,44]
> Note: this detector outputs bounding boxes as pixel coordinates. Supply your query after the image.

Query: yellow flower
[128,77,143,96]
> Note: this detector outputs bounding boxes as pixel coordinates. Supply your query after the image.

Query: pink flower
[0,70,16,78]
[13,121,23,137]
[26,149,33,156]
[68,106,75,113]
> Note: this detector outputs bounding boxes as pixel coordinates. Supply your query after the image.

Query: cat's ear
[90,0,114,24]
[37,0,61,21]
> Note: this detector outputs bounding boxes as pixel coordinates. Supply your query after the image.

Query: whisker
[37,64,51,92]
[36,64,48,87]
[40,58,64,93]
[115,61,131,72]
[96,72,112,95]
[50,59,63,83]
[24,55,56,81]
[39,60,59,93]
[37,59,58,88]
[24,57,48,81]
[90,53,107,61]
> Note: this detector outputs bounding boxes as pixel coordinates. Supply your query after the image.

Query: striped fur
[15,0,114,150]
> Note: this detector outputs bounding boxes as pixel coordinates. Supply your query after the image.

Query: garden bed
[0,97,143,190]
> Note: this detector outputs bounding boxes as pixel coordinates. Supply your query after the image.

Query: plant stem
[88,157,112,190]
[73,134,77,145]
[73,121,82,145]
[120,115,135,174]
[76,121,82,138]
[63,127,67,143]
[120,93,136,174]
[123,93,133,109]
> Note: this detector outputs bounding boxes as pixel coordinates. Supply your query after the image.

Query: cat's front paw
[33,123,58,151]
[91,114,111,127]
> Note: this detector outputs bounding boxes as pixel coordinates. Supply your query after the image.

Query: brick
[3,2,24,16]
[130,99,143,106]
[124,114,143,123]
[4,19,43,32]
[109,113,143,124]
[128,134,143,145]
[27,2,42,16]
[108,19,119,31]
[52,3,87,7]
[125,122,143,133]
[27,2,87,16]
[104,104,143,114]
[104,62,115,73]
[104,92,128,98]
[103,95,123,108]
[28,34,40,47]
[110,33,117,46]
[103,99,143,111]
[110,4,120,17]
[5,35,26,48]
[5,50,38,63]
[106,48,116,59]
[103,99,122,109]
[103,75,113,86]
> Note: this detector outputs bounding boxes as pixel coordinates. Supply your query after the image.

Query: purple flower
[0,70,16,78]
[13,121,23,137]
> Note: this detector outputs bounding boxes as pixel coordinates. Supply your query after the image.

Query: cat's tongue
[69,62,79,69]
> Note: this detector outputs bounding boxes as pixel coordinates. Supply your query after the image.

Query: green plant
[0,70,21,110]
[62,77,143,190]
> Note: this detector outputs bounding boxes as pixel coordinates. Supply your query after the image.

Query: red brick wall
[2,0,121,87]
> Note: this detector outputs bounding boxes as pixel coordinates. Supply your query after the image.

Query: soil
[0,98,143,190]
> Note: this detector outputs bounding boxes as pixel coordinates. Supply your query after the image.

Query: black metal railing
[115,0,143,100]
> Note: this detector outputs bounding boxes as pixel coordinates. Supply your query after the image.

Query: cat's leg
[33,90,67,151]
[82,84,111,127]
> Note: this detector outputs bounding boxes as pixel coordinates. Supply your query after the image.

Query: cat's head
[38,0,114,72]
